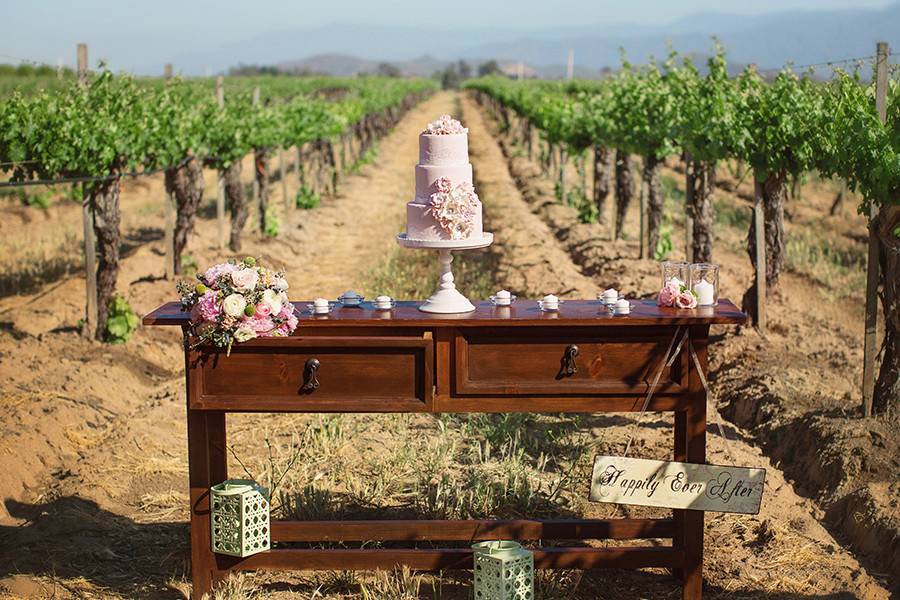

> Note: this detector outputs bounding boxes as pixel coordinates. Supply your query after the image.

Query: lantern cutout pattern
[472,541,534,600]
[210,479,270,557]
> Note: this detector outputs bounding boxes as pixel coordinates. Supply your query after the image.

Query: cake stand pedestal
[396,233,494,313]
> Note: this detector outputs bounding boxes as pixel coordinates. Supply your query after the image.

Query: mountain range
[163,3,900,77]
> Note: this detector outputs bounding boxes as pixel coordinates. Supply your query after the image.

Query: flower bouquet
[658,280,698,309]
[177,257,298,353]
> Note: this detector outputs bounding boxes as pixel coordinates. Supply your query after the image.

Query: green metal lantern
[210,479,270,557]
[472,541,534,600]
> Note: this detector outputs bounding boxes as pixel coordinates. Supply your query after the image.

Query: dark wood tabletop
[143,299,747,328]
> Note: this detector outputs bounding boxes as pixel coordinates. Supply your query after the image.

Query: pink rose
[658,283,679,307]
[246,315,276,335]
[193,290,221,322]
[231,268,259,292]
[203,262,237,285]
[675,290,698,309]
[255,302,272,317]
[278,302,295,320]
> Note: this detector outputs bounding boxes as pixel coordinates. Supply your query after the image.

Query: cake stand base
[396,233,493,314]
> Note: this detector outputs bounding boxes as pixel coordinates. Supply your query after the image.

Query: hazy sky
[0,0,894,70]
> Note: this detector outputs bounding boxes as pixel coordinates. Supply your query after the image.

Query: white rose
[274,277,289,291]
[233,325,256,342]
[262,288,283,315]
[231,268,259,292]
[223,293,247,317]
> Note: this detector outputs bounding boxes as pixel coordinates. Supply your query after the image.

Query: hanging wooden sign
[589,456,765,515]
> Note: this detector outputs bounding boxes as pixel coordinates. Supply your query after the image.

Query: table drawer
[193,336,433,411]
[454,327,685,396]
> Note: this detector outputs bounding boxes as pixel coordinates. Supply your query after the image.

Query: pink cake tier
[405,125,484,242]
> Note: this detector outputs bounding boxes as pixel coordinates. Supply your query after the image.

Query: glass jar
[690,263,719,306]
[661,261,690,289]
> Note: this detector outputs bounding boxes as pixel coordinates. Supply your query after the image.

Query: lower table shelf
[221,546,684,571]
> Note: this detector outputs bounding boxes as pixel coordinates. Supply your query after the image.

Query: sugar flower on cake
[429,176,480,240]
[423,114,468,135]
[177,257,298,353]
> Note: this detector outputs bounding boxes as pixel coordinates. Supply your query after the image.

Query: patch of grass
[295,186,320,210]
[351,142,379,174]
[716,199,751,229]
[661,174,685,201]
[359,567,424,600]
[0,230,82,297]
[785,229,867,292]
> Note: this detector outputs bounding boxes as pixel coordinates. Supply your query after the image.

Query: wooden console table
[144,299,746,599]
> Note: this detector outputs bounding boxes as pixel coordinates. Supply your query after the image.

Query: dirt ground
[0,90,895,599]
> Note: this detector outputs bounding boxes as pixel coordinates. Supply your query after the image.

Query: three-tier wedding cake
[405,115,484,241]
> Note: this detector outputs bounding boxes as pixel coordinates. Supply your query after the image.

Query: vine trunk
[614,150,634,240]
[225,161,248,252]
[88,174,121,341]
[743,170,787,322]
[164,157,205,275]
[592,145,611,224]
[644,155,663,256]
[875,204,900,413]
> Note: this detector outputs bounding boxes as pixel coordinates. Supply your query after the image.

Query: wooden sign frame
[590,455,765,515]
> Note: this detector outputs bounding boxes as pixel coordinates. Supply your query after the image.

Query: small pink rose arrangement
[658,280,698,309]
[177,257,298,352]
[423,114,468,135]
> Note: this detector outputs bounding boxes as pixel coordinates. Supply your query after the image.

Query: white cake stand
[396,232,494,313]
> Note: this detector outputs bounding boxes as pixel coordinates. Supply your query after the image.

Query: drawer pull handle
[301,358,321,392]
[561,344,580,377]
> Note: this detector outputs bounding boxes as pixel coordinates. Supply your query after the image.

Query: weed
[661,174,685,201]
[180,254,199,277]
[264,211,280,237]
[105,296,139,344]
[209,573,263,600]
[359,567,423,600]
[295,186,321,210]
[351,142,379,174]
[654,224,674,261]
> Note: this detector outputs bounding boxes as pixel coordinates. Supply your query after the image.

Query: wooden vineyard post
[280,148,289,211]
[639,174,647,259]
[77,44,97,339]
[216,76,226,249]
[862,41,889,416]
[684,155,694,263]
[251,86,261,234]
[753,180,767,333]
[163,64,175,279]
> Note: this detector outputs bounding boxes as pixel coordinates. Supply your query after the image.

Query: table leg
[681,326,708,600]
[187,409,228,599]
[672,410,687,583]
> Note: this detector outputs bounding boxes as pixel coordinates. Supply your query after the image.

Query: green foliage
[264,211,280,237]
[181,255,199,277]
[105,296,139,344]
[467,44,900,214]
[295,186,320,209]
[654,225,674,261]
[351,141,379,173]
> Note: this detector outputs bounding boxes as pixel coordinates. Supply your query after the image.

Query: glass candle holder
[690,263,719,306]
[661,261,690,289]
